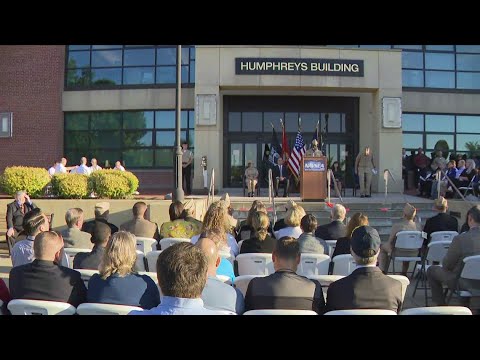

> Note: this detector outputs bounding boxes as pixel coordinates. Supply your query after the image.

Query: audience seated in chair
[274,203,305,239]
[61,208,93,249]
[87,231,160,310]
[82,202,119,240]
[120,201,160,242]
[298,214,329,255]
[220,193,238,232]
[273,200,296,232]
[332,212,369,258]
[159,201,202,247]
[240,211,277,255]
[6,190,38,239]
[74,222,111,270]
[423,197,458,245]
[315,204,347,241]
[236,200,271,242]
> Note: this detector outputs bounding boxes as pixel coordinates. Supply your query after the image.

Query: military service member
[245,161,259,197]
[305,139,322,157]
[182,140,194,195]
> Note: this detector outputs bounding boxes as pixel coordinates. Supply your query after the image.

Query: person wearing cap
[355,146,376,198]
[181,140,193,195]
[244,161,259,197]
[305,139,322,157]
[378,203,421,275]
[326,225,403,313]
[423,196,458,244]
[81,202,119,240]
[273,200,296,232]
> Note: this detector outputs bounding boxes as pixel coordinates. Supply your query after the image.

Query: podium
[300,156,327,201]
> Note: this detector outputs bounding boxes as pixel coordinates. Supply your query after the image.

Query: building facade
[1,45,479,193]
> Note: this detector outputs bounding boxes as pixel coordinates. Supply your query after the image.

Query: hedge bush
[0,166,51,198]
[56,174,90,199]
[51,173,69,197]
[93,171,132,199]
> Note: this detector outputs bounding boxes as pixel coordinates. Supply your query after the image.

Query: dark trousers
[275,178,290,197]
[182,164,192,194]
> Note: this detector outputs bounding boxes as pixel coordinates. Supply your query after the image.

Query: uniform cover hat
[351,225,381,258]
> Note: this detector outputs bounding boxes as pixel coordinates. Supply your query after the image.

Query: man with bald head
[74,156,91,175]
[9,231,87,307]
[120,201,160,242]
[196,235,244,314]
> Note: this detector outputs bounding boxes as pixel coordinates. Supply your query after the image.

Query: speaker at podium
[300,156,327,201]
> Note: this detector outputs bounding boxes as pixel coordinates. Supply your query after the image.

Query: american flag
[288,130,306,178]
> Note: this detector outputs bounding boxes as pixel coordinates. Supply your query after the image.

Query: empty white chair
[389,231,423,277]
[400,306,472,315]
[236,253,274,276]
[297,253,331,276]
[145,250,162,272]
[77,303,143,315]
[63,248,91,269]
[331,254,356,275]
[430,231,458,243]
[135,237,157,253]
[219,250,235,265]
[324,309,397,315]
[244,309,318,315]
[233,275,266,297]
[8,299,76,315]
[159,237,191,250]
[135,251,147,272]
[446,254,480,304]
[138,271,158,284]
[216,275,232,284]
[387,275,410,304]
[325,240,337,258]
[76,269,99,288]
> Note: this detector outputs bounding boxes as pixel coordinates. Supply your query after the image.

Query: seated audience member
[191,201,239,257]
[378,203,420,275]
[200,229,236,283]
[427,205,480,306]
[423,196,458,244]
[11,209,49,268]
[196,236,244,314]
[129,242,223,315]
[61,208,92,249]
[6,190,38,238]
[220,194,238,236]
[326,226,403,313]
[240,211,277,254]
[315,204,347,241]
[74,157,91,175]
[182,201,204,229]
[274,203,306,239]
[298,214,329,255]
[82,202,119,238]
[332,212,369,258]
[236,200,273,242]
[89,158,102,172]
[460,221,469,234]
[9,231,87,307]
[245,236,325,314]
[273,200,296,232]
[87,231,160,309]
[74,222,111,270]
[114,161,126,171]
[0,279,11,314]
[159,201,202,245]
[120,201,160,242]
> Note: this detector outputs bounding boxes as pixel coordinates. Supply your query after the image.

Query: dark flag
[263,143,270,161]
[269,127,282,165]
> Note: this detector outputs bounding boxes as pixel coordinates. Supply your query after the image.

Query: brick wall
[0,45,65,171]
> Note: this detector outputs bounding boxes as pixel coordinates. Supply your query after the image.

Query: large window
[65,110,195,168]
[65,45,195,89]
[402,112,480,156]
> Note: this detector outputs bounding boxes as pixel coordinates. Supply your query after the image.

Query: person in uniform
[182,140,194,195]
[355,146,376,198]
[305,139,322,157]
[245,161,259,197]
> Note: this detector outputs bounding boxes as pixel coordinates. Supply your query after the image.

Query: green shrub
[94,171,132,199]
[122,171,139,194]
[0,166,51,198]
[51,173,69,197]
[57,174,89,199]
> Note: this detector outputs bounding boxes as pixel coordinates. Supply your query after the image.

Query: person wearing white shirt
[274,204,306,239]
[48,161,58,177]
[455,159,465,179]
[55,157,77,174]
[114,161,126,171]
[90,158,102,172]
[75,157,91,175]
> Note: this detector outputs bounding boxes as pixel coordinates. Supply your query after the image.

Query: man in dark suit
[423,196,458,244]
[74,221,111,270]
[326,226,403,313]
[273,158,290,197]
[9,231,87,308]
[120,202,160,241]
[6,191,37,238]
[82,202,119,240]
[244,236,326,314]
[315,204,347,240]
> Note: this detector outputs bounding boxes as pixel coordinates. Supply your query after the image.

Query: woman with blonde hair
[332,212,369,258]
[240,211,276,254]
[274,203,306,239]
[236,200,274,242]
[87,231,160,309]
[190,201,239,257]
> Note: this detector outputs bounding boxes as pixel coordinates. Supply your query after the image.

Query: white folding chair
[324,309,397,315]
[135,237,157,254]
[235,253,274,276]
[77,303,143,315]
[388,231,423,278]
[63,248,92,269]
[325,240,337,258]
[145,250,162,272]
[8,299,76,315]
[430,231,458,243]
[331,254,356,275]
[297,253,331,277]
[459,175,477,196]
[159,237,191,250]
[400,306,472,315]
[135,251,147,272]
[219,250,235,265]
[216,275,232,284]
[233,275,266,297]
[137,271,158,284]
[243,309,318,315]
[238,240,245,252]
[76,269,99,288]
[446,254,480,305]
[307,274,345,301]
[387,275,410,306]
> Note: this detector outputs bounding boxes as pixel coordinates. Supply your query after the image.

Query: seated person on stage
[332,212,369,258]
[298,214,329,255]
[273,200,296,232]
[120,201,160,242]
[74,157,92,175]
[244,236,325,314]
[87,231,160,310]
[423,196,458,245]
[378,203,420,276]
[273,158,290,197]
[196,236,244,314]
[74,222,111,270]
[89,157,102,172]
[6,190,38,239]
[129,243,224,315]
[48,161,58,177]
[245,161,259,197]
[240,211,277,254]
[54,157,78,174]
[11,209,49,268]
[330,161,344,197]
[114,161,126,171]
[159,201,202,246]
[452,159,477,190]
[315,204,347,241]
[326,226,403,313]
[9,231,87,308]
[61,208,93,249]
[417,167,433,198]
[274,203,306,240]
[236,200,274,243]
[82,202,119,239]
[430,160,457,199]
[191,201,239,258]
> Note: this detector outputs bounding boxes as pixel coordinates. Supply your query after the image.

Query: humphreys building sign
[235,58,364,77]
